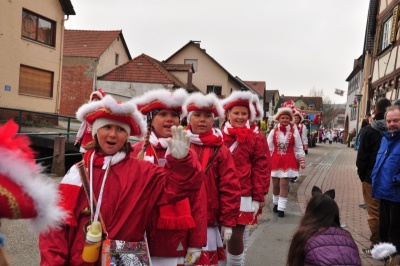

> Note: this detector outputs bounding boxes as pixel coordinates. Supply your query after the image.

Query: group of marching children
[38,88,307,266]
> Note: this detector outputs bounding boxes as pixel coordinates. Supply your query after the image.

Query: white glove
[251,200,260,216]
[220,226,232,242]
[184,247,202,265]
[167,126,190,159]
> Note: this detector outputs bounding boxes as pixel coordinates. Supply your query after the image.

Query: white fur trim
[221,91,257,122]
[92,118,131,137]
[371,242,397,260]
[76,95,147,138]
[182,92,225,119]
[274,107,294,122]
[0,147,66,233]
[251,94,263,121]
[133,88,188,110]
[294,110,304,121]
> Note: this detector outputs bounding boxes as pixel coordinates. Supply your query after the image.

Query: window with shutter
[19,65,53,98]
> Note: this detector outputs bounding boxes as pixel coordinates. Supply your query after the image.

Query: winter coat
[371,130,400,203]
[356,117,387,183]
[304,227,361,266]
[257,131,271,194]
[224,132,268,202]
[131,142,207,257]
[39,150,203,265]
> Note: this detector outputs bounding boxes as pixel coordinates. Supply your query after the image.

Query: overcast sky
[65,0,370,104]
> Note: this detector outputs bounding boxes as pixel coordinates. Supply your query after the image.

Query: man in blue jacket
[356,98,391,255]
[371,105,400,252]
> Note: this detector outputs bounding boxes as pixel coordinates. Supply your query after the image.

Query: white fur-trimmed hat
[294,108,304,121]
[251,94,263,121]
[274,107,294,122]
[182,92,225,119]
[221,91,257,122]
[0,120,66,233]
[76,95,147,138]
[133,88,188,115]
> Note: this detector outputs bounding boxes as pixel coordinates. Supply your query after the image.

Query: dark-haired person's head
[375,98,392,115]
[303,192,340,228]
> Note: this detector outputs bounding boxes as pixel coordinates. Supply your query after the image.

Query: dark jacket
[356,114,387,183]
[371,130,400,203]
[304,227,361,266]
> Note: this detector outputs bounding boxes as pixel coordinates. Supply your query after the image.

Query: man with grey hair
[356,98,391,254]
[371,105,400,253]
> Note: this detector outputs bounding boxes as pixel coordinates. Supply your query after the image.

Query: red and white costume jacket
[39,150,203,266]
[267,123,305,178]
[185,126,241,228]
[131,139,207,258]
[251,124,272,195]
[295,122,308,150]
[186,126,240,265]
[222,122,268,225]
[76,122,94,152]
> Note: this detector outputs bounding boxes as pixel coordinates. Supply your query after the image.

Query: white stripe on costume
[202,226,224,251]
[60,165,82,186]
[151,256,184,266]
[239,196,252,212]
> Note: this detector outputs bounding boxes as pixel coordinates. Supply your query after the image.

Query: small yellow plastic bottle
[81,221,102,263]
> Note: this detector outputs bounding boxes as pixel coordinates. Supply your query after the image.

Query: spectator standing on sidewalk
[371,105,400,253]
[356,98,391,255]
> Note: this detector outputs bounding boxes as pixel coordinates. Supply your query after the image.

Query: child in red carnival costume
[267,102,306,218]
[291,105,308,183]
[131,88,207,266]
[220,91,268,266]
[182,92,241,266]
[242,95,272,254]
[75,89,106,153]
[39,95,203,265]
[0,120,66,265]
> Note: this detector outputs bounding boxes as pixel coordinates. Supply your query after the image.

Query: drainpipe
[56,17,66,114]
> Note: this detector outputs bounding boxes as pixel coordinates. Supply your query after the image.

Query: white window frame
[381,16,393,51]
[184,59,198,72]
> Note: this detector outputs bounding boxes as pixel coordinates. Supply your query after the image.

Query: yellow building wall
[0,0,66,113]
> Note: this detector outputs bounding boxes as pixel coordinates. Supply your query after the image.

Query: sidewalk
[297,143,383,266]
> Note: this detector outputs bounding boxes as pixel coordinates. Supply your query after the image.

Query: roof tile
[64,30,122,57]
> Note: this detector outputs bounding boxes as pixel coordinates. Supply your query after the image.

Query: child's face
[279,114,291,126]
[97,124,128,155]
[151,109,180,138]
[294,115,301,124]
[228,106,249,127]
[189,111,214,135]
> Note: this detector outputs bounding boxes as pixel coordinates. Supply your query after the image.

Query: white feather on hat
[221,91,257,122]
[133,88,188,114]
[0,120,66,233]
[371,243,397,260]
[182,92,225,119]
[89,88,106,101]
[76,95,147,138]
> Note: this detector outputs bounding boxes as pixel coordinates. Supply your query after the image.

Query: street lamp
[354,93,363,137]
